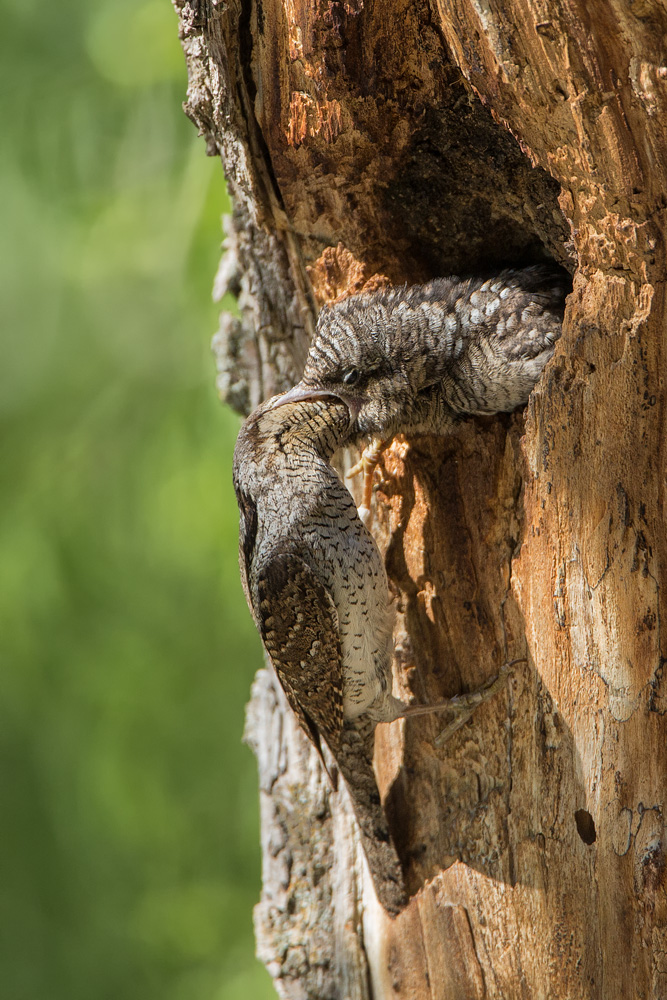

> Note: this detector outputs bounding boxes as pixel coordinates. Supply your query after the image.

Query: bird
[233,393,510,914]
[276,266,567,521]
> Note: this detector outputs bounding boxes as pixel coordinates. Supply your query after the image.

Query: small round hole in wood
[575,809,596,845]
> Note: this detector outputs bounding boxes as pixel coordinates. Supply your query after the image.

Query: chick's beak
[269,383,362,421]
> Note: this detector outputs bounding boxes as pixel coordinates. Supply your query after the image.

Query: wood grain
[177,0,667,994]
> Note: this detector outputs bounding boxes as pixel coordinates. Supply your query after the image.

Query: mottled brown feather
[256,551,345,753]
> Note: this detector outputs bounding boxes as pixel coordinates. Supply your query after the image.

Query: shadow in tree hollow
[370,418,590,897]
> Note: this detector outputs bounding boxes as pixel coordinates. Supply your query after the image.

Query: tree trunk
[176,1,667,996]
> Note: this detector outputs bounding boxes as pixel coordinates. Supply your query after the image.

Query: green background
[0,1,274,997]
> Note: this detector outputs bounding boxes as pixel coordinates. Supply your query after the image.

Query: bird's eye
[342,368,360,386]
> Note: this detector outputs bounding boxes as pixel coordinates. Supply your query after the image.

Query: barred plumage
[234,395,407,914]
[285,265,567,441]
[234,394,510,913]
[274,266,567,521]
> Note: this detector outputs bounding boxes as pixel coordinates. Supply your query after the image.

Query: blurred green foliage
[0,1,274,997]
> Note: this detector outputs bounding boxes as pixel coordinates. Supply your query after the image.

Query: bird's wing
[488,268,566,360]
[256,550,345,753]
[257,551,408,916]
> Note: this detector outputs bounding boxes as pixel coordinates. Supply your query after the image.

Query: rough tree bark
[176,1,667,997]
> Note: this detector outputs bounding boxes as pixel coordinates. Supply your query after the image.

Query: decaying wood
[176,0,667,996]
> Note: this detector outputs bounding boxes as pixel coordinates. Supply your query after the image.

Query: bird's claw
[433,658,524,745]
[345,439,387,482]
[346,438,389,529]
[346,456,366,480]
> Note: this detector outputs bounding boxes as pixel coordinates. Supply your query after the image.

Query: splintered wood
[177,0,667,995]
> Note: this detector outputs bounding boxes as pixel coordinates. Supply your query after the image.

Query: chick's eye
[342,368,360,386]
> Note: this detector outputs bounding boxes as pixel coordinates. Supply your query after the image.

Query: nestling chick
[278,266,567,519]
[233,394,508,913]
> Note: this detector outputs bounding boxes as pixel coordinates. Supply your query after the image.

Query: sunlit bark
[177,0,667,995]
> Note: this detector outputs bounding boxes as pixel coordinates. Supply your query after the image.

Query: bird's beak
[269,383,362,421]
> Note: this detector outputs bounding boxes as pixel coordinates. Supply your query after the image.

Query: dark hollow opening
[574,809,597,845]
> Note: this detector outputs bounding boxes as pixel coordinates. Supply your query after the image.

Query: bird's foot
[346,437,389,528]
[398,659,525,746]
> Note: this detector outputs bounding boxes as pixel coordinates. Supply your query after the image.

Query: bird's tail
[334,726,408,916]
